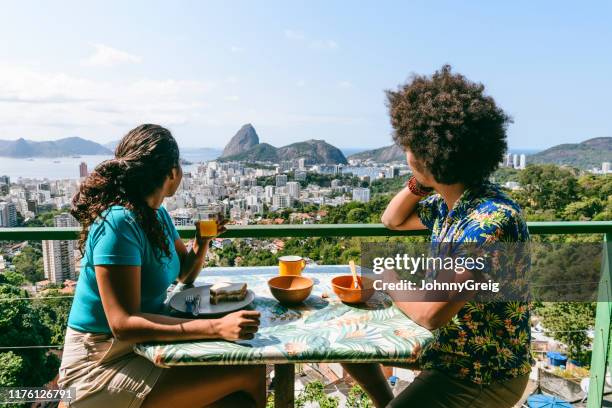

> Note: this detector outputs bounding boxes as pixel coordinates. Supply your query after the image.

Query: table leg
[274,364,295,408]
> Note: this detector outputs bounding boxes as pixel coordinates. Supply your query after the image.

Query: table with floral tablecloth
[133,265,433,407]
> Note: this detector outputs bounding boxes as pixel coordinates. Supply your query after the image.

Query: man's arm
[383,267,477,330]
[381,186,427,231]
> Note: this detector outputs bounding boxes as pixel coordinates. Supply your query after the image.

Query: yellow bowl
[268,276,314,304]
[331,275,375,304]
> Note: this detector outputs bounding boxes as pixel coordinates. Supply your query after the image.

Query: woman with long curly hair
[58,124,265,407]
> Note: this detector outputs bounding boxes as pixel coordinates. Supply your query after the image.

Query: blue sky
[0,1,610,149]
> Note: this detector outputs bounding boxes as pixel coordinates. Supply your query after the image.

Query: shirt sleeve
[91,209,144,266]
[458,204,526,246]
[416,194,442,230]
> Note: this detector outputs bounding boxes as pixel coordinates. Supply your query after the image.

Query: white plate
[169,284,255,316]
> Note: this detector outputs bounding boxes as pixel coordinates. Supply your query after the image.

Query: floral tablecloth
[134,265,433,367]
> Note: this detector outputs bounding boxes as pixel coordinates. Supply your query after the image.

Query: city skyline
[1,1,611,150]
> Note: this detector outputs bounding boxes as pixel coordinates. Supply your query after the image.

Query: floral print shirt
[416,182,532,385]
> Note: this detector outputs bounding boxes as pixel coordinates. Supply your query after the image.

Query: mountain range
[0,137,111,157]
[349,137,611,169]
[0,130,608,170]
[219,124,348,165]
[527,137,611,169]
[347,144,405,162]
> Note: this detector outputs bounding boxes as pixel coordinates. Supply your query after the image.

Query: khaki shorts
[388,369,529,408]
[57,327,165,408]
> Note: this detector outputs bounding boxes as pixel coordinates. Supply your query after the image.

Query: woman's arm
[381,186,427,230]
[96,264,259,343]
[175,220,227,284]
[175,238,208,285]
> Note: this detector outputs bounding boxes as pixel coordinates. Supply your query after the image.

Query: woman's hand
[213,310,261,341]
[193,216,228,256]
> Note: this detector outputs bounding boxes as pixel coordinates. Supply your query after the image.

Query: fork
[185,295,194,315]
[191,295,201,317]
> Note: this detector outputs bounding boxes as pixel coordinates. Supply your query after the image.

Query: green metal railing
[1,221,611,406]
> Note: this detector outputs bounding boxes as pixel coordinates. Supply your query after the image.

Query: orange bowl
[268,275,313,304]
[331,275,375,304]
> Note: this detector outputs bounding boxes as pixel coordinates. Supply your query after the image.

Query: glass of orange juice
[196,205,221,238]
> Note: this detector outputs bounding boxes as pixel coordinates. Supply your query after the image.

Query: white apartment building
[276,174,287,187]
[287,182,301,198]
[42,213,79,283]
[0,201,18,227]
[352,187,371,203]
[272,193,291,210]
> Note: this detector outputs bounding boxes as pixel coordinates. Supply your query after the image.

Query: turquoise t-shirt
[67,205,180,334]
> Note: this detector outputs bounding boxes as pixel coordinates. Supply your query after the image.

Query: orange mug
[279,255,306,276]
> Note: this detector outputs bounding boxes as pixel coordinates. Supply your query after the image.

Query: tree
[295,380,339,408]
[538,302,596,364]
[12,246,44,283]
[0,271,26,286]
[347,385,373,408]
[514,165,580,216]
[0,284,60,388]
[347,208,368,224]
[562,197,604,220]
[33,290,74,345]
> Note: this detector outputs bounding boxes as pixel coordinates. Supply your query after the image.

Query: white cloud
[338,81,353,88]
[285,30,338,51]
[230,46,244,53]
[296,80,306,87]
[0,63,215,139]
[224,95,240,102]
[310,40,338,50]
[82,44,142,67]
[284,29,305,41]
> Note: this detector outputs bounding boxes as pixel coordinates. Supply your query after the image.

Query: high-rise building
[27,199,38,214]
[603,162,611,173]
[79,162,88,178]
[42,213,79,283]
[0,175,9,185]
[264,185,275,200]
[519,154,527,170]
[512,154,519,169]
[0,201,18,227]
[352,187,371,203]
[298,158,306,170]
[295,171,307,181]
[505,153,513,167]
[272,193,291,209]
[276,174,287,187]
[287,182,300,198]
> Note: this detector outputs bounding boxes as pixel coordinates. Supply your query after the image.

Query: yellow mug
[279,255,306,276]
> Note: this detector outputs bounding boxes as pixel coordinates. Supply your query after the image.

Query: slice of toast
[210,282,247,305]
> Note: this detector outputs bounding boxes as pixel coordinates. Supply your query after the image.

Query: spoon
[349,260,360,289]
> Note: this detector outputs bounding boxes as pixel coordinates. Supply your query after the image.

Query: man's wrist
[407,176,434,197]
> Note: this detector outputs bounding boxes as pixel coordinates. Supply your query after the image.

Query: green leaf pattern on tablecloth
[135,266,432,367]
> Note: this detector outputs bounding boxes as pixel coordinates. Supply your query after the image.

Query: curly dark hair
[71,124,180,258]
[386,64,511,186]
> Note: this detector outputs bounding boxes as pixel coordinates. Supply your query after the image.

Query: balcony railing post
[587,233,612,408]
